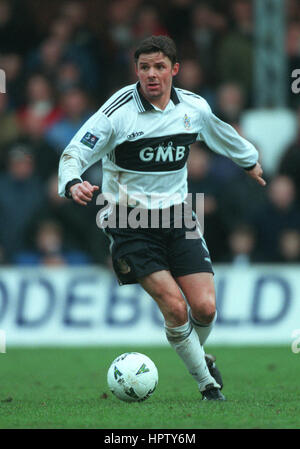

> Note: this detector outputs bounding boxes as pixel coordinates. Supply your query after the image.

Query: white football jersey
[58,82,258,208]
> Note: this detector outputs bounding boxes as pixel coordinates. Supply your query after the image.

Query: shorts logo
[117,258,131,274]
[80,132,99,149]
[183,114,191,129]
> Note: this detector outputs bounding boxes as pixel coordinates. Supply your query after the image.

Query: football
[107,352,158,402]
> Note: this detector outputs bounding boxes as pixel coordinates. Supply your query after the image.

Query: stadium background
[0,0,299,347]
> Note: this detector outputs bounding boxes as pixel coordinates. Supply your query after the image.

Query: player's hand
[246,162,266,187]
[70,181,99,206]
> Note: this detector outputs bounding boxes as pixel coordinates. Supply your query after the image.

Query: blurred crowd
[0,0,300,267]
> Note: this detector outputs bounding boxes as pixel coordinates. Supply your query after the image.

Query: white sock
[165,321,219,391]
[189,309,217,346]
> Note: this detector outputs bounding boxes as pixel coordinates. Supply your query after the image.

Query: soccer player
[58,35,266,401]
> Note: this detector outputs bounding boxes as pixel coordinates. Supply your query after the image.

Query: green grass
[0,346,299,429]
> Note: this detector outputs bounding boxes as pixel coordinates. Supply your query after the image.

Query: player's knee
[201,306,216,325]
[192,291,216,325]
[153,286,187,325]
[164,299,188,327]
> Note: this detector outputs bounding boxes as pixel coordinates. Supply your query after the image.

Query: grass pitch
[0,345,299,429]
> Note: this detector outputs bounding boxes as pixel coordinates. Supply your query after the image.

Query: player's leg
[138,269,220,392]
[175,272,217,345]
[175,272,224,392]
[168,220,225,398]
[139,269,188,326]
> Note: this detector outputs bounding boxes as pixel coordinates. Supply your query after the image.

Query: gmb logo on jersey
[139,142,186,162]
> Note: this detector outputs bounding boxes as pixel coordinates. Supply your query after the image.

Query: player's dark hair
[134,35,177,66]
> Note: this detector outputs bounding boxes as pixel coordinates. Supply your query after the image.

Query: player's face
[135,52,179,107]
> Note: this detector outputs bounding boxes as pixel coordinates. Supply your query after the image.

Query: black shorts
[102,205,214,285]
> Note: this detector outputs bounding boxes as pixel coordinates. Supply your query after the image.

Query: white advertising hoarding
[0,265,299,346]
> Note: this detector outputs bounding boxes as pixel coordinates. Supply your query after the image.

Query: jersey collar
[133,82,180,113]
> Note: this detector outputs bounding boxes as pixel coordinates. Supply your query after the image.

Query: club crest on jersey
[183,114,191,129]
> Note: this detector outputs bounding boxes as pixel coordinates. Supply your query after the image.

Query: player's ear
[172,62,179,77]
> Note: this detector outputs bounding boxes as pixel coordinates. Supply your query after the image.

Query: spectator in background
[1,74,62,180]
[187,143,227,261]
[60,0,101,55]
[224,224,257,265]
[104,0,138,90]
[251,175,300,261]
[24,174,110,266]
[106,3,139,58]
[175,59,216,109]
[275,229,300,264]
[26,30,100,94]
[106,0,136,50]
[26,37,66,79]
[279,107,300,203]
[215,82,245,125]
[163,0,195,48]
[6,115,60,182]
[190,2,227,79]
[213,85,246,181]
[17,73,63,133]
[132,4,168,41]
[56,61,83,93]
[0,146,45,262]
[48,16,74,45]
[14,218,91,266]
[0,92,20,153]
[45,87,93,154]
[217,0,253,102]
[48,14,101,92]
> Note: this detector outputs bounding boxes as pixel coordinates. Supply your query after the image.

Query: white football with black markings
[107,352,158,402]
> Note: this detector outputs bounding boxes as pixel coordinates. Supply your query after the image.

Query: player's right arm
[58,110,115,205]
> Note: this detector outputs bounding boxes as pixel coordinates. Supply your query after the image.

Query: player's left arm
[197,101,266,187]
